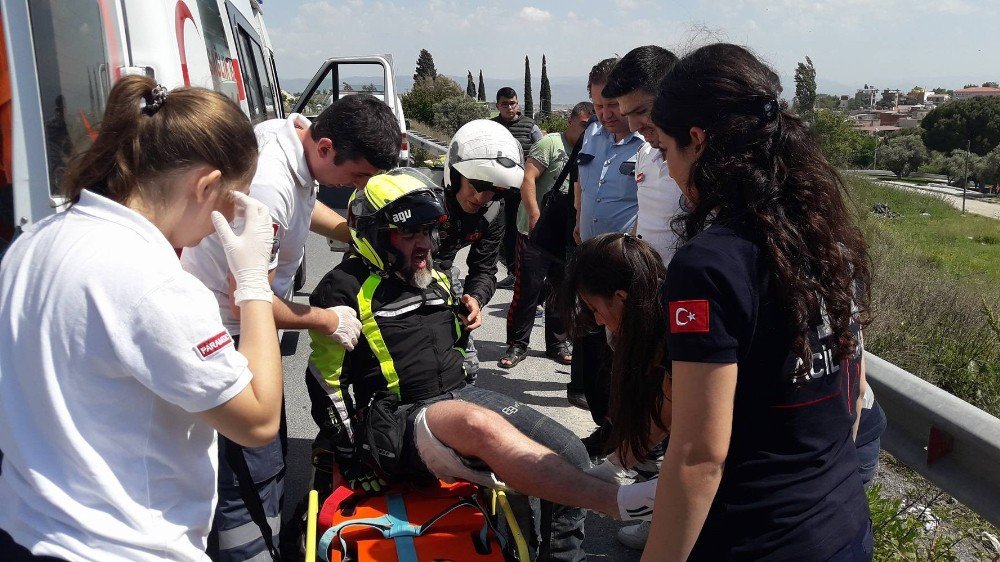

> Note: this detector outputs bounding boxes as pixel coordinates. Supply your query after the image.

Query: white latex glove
[587,456,637,486]
[211,192,274,305]
[617,477,658,521]
[327,305,361,351]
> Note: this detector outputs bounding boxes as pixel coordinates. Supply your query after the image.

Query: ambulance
[0,0,284,254]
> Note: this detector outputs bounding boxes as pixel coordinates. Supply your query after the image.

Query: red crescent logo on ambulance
[175,1,196,86]
[669,300,710,334]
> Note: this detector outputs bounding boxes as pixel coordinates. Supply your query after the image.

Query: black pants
[507,234,566,350]
[569,330,612,425]
[500,192,520,270]
[0,528,67,561]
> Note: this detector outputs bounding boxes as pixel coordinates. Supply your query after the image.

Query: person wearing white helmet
[435,119,525,381]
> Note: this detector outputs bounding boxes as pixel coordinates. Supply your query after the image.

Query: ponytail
[61,75,257,206]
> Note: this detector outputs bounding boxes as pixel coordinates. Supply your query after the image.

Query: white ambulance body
[0,0,284,252]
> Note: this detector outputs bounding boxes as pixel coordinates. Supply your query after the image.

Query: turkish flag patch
[195,331,234,360]
[669,300,710,334]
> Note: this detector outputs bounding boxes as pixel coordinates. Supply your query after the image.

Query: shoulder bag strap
[223,439,282,562]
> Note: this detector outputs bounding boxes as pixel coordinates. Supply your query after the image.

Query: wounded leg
[419,400,620,517]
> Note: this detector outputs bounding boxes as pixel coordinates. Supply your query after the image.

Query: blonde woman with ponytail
[0,76,282,561]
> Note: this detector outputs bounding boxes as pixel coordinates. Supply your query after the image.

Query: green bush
[537,113,568,134]
[401,76,463,124]
[430,96,489,136]
[868,483,960,561]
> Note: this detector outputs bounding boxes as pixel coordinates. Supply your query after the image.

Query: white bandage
[617,477,658,521]
[413,407,509,490]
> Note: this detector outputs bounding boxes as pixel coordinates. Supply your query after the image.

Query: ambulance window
[28,1,121,196]
[234,27,276,122]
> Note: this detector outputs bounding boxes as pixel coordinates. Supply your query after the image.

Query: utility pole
[962,138,970,214]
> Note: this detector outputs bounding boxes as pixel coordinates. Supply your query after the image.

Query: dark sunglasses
[469,179,506,199]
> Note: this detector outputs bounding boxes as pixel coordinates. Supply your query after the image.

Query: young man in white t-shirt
[180,94,400,561]
[599,45,680,550]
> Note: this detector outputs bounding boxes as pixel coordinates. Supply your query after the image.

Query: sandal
[545,341,573,365]
[499,344,528,369]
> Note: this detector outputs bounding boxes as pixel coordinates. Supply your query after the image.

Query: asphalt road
[280,231,642,560]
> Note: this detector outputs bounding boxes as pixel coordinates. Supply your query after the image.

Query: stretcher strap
[317,494,508,562]
[386,494,419,562]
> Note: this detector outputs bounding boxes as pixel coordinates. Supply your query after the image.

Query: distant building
[953,87,1000,100]
[926,93,950,104]
[839,94,850,109]
[855,84,880,108]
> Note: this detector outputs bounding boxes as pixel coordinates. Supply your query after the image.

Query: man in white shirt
[603,45,682,267]
[181,94,400,562]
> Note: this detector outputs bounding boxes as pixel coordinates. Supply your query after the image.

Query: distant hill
[279,74,594,106]
[280,73,930,107]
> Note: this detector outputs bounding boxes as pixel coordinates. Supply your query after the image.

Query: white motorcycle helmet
[444,119,525,193]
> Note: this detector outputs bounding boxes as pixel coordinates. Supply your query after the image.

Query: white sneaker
[617,520,652,550]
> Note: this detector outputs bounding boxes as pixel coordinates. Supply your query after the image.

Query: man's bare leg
[423,400,620,517]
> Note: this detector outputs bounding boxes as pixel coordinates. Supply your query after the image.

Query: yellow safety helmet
[348,168,448,274]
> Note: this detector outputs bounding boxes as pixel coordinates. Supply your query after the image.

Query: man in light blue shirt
[573,58,644,243]
[570,57,644,458]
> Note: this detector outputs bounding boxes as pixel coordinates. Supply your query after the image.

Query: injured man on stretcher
[303,172,654,561]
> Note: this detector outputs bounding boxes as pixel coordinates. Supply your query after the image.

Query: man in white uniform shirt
[603,46,682,267]
[181,94,400,561]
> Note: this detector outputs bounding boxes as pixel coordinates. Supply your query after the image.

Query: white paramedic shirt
[181,113,318,334]
[0,191,252,561]
[635,141,684,266]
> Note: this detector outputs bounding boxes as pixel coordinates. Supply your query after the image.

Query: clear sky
[261,0,998,95]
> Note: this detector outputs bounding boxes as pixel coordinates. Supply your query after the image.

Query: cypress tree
[466,71,476,97]
[523,56,533,118]
[539,55,551,119]
[478,70,486,101]
[413,49,437,82]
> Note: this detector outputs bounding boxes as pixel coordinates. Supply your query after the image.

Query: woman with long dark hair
[644,42,873,560]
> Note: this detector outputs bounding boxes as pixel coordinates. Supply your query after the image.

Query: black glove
[336,444,386,495]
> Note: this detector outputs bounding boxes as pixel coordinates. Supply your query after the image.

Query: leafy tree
[977,145,1000,186]
[539,55,552,119]
[361,83,378,93]
[477,71,486,102]
[431,95,490,135]
[921,96,1000,155]
[932,87,950,94]
[413,49,437,82]
[879,134,928,178]
[537,113,567,133]
[466,71,476,98]
[523,56,533,118]
[401,76,462,124]
[943,148,981,188]
[812,109,873,167]
[984,81,999,88]
[793,56,816,119]
[814,94,841,110]
[963,83,978,89]
[847,98,865,111]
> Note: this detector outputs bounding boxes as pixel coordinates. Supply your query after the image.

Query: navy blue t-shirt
[664,224,869,561]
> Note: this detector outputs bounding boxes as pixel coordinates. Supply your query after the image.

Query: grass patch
[845,174,1000,417]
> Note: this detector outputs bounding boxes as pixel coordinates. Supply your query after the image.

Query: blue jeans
[856,401,887,488]
[447,384,589,562]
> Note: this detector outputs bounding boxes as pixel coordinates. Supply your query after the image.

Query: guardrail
[407,129,448,156]
[866,352,1000,527]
